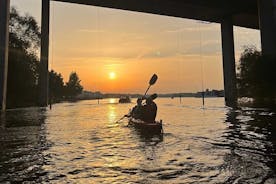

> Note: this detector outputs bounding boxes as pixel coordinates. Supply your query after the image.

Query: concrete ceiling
[54,0,259,29]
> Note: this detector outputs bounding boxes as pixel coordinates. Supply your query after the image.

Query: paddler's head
[137,98,142,105]
[146,97,153,104]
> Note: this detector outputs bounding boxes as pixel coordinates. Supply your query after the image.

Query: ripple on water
[0,98,275,183]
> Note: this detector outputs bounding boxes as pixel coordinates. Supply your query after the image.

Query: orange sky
[11,0,261,93]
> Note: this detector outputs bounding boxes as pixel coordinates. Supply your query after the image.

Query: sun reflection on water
[108,105,117,123]
[109,98,116,104]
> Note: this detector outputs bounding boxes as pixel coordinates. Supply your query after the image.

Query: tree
[237,46,276,106]
[65,72,83,98]
[7,7,41,108]
[49,70,65,101]
[7,7,85,107]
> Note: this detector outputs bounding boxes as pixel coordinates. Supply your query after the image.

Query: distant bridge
[1,0,275,110]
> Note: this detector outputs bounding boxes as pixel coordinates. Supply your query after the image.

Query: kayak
[128,117,163,134]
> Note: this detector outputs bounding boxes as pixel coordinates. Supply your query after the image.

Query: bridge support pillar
[221,17,237,108]
[39,0,50,107]
[258,0,276,58]
[0,0,10,111]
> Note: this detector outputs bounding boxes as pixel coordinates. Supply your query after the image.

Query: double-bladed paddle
[115,74,158,123]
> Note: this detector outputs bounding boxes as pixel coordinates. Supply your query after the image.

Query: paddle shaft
[116,74,157,123]
[144,85,151,97]
[115,115,126,123]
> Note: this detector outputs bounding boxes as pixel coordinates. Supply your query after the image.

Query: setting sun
[109,72,116,80]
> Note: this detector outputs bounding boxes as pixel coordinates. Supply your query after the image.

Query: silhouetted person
[130,98,143,119]
[142,97,157,123]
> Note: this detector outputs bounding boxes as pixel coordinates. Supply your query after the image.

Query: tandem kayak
[128,118,163,134]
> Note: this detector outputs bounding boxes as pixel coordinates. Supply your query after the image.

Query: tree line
[237,46,276,107]
[49,70,83,103]
[7,7,83,108]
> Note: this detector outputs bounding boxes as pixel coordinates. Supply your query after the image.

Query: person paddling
[130,98,143,119]
[141,95,157,123]
[115,74,158,123]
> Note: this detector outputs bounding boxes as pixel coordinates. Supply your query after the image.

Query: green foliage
[49,70,65,101]
[237,46,276,106]
[65,72,83,97]
[49,71,84,101]
[7,7,40,108]
[9,7,40,53]
[7,7,84,108]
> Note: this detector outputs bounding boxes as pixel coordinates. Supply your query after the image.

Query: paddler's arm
[124,114,131,117]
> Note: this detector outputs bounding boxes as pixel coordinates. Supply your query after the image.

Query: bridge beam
[0,0,10,111]
[39,0,50,107]
[221,17,237,108]
[258,0,276,58]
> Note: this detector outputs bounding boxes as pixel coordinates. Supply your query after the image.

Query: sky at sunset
[11,0,261,94]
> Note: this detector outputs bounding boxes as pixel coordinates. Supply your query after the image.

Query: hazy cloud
[77,29,106,33]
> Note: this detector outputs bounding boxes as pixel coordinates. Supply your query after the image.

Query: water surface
[0,98,275,183]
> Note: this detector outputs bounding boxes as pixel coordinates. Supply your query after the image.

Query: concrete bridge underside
[1,0,276,110]
[57,0,260,29]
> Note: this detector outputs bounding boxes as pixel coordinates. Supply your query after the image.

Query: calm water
[0,98,275,183]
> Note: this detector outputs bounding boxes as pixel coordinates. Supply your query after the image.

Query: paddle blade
[149,74,158,85]
[150,93,158,100]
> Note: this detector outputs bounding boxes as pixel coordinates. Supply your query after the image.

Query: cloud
[77,29,106,33]
[183,41,222,56]
[164,23,219,34]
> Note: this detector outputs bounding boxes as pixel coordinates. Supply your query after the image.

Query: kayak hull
[128,118,163,134]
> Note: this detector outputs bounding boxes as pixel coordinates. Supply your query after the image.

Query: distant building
[76,91,103,100]
[196,89,224,97]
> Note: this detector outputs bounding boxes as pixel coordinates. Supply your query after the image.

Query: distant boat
[119,96,131,103]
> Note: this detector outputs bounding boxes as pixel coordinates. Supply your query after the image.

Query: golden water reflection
[0,98,275,183]
[107,105,117,123]
[108,98,116,104]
